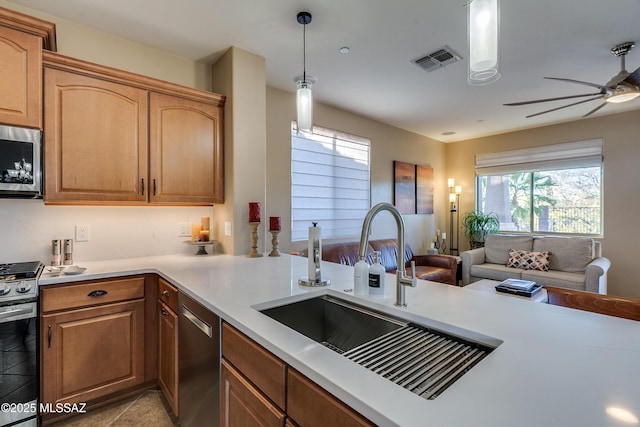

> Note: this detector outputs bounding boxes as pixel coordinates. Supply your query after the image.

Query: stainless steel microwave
[0,124,42,198]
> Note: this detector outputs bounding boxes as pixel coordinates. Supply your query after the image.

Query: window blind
[475,139,603,175]
[291,123,371,241]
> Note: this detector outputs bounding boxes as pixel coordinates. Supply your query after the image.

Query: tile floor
[51,390,178,427]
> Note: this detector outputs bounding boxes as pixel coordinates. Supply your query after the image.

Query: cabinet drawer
[221,323,286,410]
[287,369,374,427]
[41,276,145,313]
[158,278,178,312]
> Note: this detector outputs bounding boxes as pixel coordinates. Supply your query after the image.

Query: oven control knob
[15,282,31,294]
[0,284,10,296]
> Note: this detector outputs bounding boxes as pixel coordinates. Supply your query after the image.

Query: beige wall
[445,110,640,298]
[266,87,447,255]
[212,47,267,256]
[1,0,210,90]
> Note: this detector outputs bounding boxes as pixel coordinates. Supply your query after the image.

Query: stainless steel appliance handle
[182,305,213,338]
[0,307,32,320]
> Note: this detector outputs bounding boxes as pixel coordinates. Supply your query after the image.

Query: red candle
[269,216,281,231]
[249,202,261,222]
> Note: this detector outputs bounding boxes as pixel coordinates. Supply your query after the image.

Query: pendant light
[295,11,316,132]
[468,0,500,85]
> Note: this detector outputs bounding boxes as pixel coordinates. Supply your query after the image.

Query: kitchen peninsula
[39,254,640,427]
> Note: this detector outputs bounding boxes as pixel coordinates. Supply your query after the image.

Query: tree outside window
[478,166,601,235]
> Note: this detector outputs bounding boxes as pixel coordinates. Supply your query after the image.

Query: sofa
[460,234,610,293]
[320,239,458,285]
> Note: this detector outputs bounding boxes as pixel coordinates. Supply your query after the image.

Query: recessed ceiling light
[339,46,350,54]
[442,131,456,136]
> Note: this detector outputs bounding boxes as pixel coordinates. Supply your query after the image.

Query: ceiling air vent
[412,46,462,72]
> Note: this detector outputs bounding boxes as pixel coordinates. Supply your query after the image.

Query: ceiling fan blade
[525,96,603,118]
[504,92,602,106]
[623,66,640,87]
[544,77,608,90]
[582,102,608,118]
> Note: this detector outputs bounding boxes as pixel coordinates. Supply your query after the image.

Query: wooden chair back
[546,286,640,321]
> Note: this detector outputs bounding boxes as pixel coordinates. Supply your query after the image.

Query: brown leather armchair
[321,239,458,286]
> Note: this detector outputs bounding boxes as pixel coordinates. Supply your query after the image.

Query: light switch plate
[75,224,89,242]
[224,221,232,236]
[178,222,192,237]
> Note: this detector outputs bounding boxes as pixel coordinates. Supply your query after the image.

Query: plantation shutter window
[291,123,371,241]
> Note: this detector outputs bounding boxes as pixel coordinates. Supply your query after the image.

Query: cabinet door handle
[161,308,168,316]
[141,178,145,196]
[153,179,157,196]
[88,290,108,297]
[47,325,51,348]
[162,290,170,298]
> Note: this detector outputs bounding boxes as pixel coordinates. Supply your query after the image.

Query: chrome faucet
[358,202,417,307]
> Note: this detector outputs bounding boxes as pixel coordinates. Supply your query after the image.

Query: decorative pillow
[507,249,552,271]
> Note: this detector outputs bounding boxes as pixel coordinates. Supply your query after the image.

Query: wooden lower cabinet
[287,369,374,427]
[221,323,374,427]
[40,299,145,406]
[221,359,285,427]
[158,301,178,415]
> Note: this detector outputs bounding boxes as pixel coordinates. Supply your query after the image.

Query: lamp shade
[297,80,313,132]
[449,193,457,203]
[468,0,500,85]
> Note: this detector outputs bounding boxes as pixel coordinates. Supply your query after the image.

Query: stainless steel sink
[259,294,405,353]
[259,294,499,400]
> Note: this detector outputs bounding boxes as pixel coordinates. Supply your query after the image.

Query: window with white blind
[291,123,371,241]
[475,139,603,235]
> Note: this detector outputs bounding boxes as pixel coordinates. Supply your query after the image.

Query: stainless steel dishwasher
[178,292,220,427]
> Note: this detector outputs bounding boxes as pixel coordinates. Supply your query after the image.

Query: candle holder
[268,230,281,257]
[247,222,263,258]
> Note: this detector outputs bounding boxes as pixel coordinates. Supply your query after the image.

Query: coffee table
[465,279,548,303]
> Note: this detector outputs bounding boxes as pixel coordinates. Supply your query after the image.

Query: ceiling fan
[504,41,640,118]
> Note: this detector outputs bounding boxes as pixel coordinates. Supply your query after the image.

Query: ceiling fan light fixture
[296,11,314,132]
[468,0,500,86]
[605,85,640,103]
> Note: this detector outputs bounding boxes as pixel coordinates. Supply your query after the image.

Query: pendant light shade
[296,11,315,132]
[468,0,500,85]
[296,79,313,132]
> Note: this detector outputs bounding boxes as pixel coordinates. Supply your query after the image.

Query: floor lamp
[448,179,462,256]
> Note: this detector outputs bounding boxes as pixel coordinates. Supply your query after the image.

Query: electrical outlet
[75,224,89,242]
[178,222,192,237]
[225,221,232,237]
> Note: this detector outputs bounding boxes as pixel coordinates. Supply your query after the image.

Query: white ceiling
[10,0,640,142]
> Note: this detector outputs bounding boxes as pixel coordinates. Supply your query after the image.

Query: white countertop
[40,254,640,427]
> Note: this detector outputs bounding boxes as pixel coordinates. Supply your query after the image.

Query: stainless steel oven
[0,124,42,198]
[0,261,43,427]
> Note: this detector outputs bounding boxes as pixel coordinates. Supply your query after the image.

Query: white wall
[0,199,214,263]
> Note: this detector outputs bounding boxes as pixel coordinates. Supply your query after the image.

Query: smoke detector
[412,46,462,72]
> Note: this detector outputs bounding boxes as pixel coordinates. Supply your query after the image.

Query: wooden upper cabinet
[149,92,224,204]
[42,52,225,205]
[44,67,149,203]
[0,5,57,129]
[0,26,41,128]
